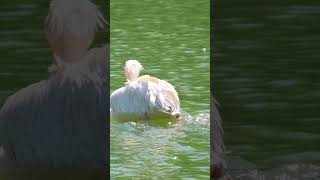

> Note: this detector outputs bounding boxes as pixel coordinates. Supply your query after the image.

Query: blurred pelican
[211,95,226,179]
[110,60,180,119]
[0,0,108,175]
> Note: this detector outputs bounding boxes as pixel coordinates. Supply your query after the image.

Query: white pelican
[110,60,181,120]
[0,0,108,177]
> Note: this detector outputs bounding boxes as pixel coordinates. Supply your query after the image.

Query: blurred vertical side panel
[0,0,110,179]
[211,0,320,179]
[211,0,226,179]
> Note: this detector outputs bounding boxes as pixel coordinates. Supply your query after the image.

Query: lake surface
[110,0,210,179]
[213,0,320,179]
[0,1,50,105]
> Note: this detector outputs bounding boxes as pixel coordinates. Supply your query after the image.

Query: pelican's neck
[51,45,88,65]
[49,45,109,74]
[124,72,140,85]
[125,77,137,85]
[124,71,140,82]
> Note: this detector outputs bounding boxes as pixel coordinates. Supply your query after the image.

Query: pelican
[110,60,181,119]
[0,0,108,178]
[211,95,226,179]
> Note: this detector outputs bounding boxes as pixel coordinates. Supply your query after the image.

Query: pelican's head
[45,0,107,63]
[124,60,143,81]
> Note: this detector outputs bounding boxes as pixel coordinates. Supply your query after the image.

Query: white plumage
[110,60,181,119]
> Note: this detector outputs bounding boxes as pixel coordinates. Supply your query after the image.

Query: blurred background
[212,0,320,178]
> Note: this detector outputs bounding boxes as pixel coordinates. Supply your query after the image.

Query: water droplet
[173,156,177,160]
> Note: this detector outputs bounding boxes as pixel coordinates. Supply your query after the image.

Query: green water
[213,0,320,178]
[110,0,210,179]
[0,1,50,104]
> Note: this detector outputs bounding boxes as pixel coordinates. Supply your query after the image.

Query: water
[213,0,320,179]
[110,0,210,179]
[0,1,49,105]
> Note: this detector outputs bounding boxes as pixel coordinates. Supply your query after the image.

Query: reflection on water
[111,0,210,179]
[213,0,320,178]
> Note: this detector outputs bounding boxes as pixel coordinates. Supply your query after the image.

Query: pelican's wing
[147,82,172,113]
[137,75,180,112]
[144,80,182,117]
[156,80,180,112]
[110,81,153,113]
[110,86,130,113]
[110,80,175,115]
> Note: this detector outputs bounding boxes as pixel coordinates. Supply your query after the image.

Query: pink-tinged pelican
[110,60,181,120]
[0,0,108,177]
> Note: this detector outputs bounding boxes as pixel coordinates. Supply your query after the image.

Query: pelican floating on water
[110,60,181,119]
[0,0,108,176]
